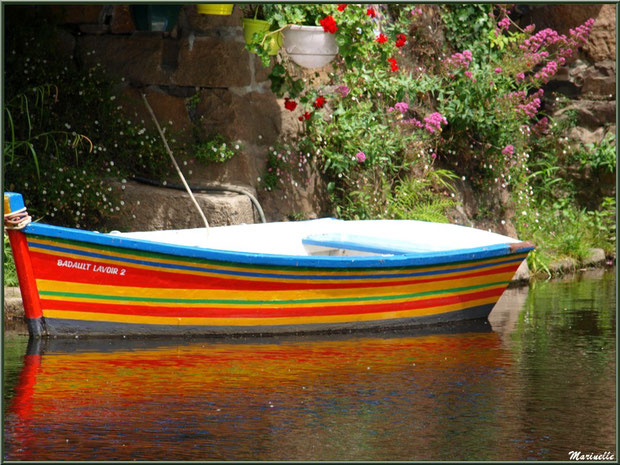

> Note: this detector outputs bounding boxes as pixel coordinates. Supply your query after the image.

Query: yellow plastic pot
[197,4,233,15]
[242,18,282,55]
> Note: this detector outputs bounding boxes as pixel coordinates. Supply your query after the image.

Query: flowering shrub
[254,3,613,268]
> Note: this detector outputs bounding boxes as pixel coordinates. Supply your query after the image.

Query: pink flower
[423,112,448,133]
[494,67,502,74]
[355,151,366,163]
[464,70,476,81]
[431,152,437,159]
[501,145,514,156]
[516,72,525,82]
[335,85,350,97]
[394,102,409,114]
[498,17,510,30]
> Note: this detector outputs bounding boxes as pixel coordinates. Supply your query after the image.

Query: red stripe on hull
[30,250,520,291]
[39,287,506,319]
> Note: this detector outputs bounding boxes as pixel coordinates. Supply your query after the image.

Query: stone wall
[48,4,307,225]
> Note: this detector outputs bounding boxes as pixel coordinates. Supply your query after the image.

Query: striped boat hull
[17,230,529,337]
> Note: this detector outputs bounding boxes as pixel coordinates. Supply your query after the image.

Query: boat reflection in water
[5,321,510,461]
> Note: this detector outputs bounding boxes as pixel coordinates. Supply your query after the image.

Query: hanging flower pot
[282,25,339,69]
[242,18,282,56]
[130,5,181,32]
[197,4,234,16]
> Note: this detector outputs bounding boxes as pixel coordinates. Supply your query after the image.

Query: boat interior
[112,218,518,258]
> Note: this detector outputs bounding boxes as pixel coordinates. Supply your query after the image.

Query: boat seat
[302,233,431,256]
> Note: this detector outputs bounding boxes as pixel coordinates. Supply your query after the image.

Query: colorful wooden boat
[4,192,534,338]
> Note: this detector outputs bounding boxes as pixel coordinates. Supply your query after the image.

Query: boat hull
[12,226,530,338]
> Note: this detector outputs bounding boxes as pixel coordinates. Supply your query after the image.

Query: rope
[4,210,32,230]
[141,93,210,229]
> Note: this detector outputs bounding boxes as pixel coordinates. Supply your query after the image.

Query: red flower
[298,112,311,121]
[284,98,297,111]
[395,33,407,47]
[320,15,338,34]
[313,96,326,109]
[376,33,387,44]
[337,4,347,11]
[366,7,376,18]
[388,57,399,71]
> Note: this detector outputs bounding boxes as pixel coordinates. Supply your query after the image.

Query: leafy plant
[194,134,241,164]
[572,133,616,173]
[385,170,459,222]
[3,233,19,287]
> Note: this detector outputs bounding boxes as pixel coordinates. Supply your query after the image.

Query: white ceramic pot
[282,25,339,69]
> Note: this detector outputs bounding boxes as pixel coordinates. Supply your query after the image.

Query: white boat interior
[113,218,520,257]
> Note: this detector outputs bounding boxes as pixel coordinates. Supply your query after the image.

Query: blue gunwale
[24,222,534,270]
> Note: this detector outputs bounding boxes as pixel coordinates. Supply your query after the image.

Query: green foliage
[441,4,496,57]
[262,144,311,191]
[3,233,19,287]
[571,133,616,173]
[385,170,459,222]
[194,135,241,164]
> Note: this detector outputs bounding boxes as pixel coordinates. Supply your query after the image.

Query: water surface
[3,269,616,461]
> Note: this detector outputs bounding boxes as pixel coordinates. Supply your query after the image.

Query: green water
[3,269,616,461]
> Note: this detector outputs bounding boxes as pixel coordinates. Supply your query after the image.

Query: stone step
[104,180,259,232]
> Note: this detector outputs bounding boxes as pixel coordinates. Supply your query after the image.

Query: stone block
[555,99,616,129]
[582,248,606,268]
[548,257,578,275]
[511,260,531,284]
[582,61,616,97]
[111,5,135,34]
[194,89,281,144]
[50,5,103,24]
[174,37,252,87]
[120,86,193,143]
[78,34,170,84]
[583,4,616,62]
[179,140,263,185]
[104,180,257,231]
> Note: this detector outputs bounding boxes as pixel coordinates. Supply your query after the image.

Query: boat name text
[57,259,126,275]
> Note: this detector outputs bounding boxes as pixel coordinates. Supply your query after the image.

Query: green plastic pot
[197,4,233,15]
[242,18,282,56]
